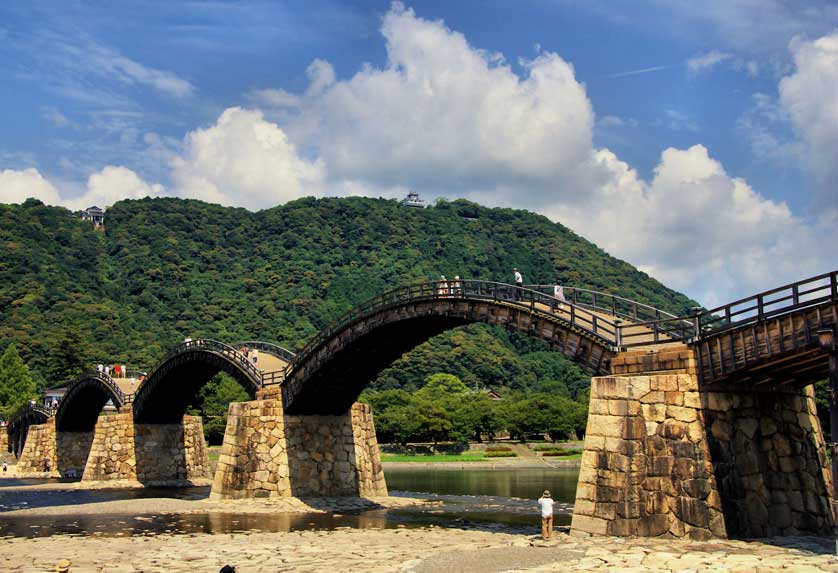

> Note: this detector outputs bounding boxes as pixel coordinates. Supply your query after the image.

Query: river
[0,466,580,538]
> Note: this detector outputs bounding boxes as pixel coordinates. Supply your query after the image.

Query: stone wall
[82,412,136,481]
[211,399,387,499]
[82,412,210,484]
[572,346,833,539]
[56,431,94,477]
[16,421,58,476]
[572,373,726,539]
[135,415,211,483]
[704,385,832,537]
[0,428,12,463]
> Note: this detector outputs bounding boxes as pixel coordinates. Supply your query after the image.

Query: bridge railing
[144,339,264,387]
[283,279,621,381]
[525,285,683,323]
[7,402,55,428]
[696,270,838,335]
[234,340,296,363]
[83,370,129,406]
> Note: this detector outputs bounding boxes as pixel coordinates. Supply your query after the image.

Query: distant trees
[0,344,37,420]
[361,372,588,446]
[187,372,250,444]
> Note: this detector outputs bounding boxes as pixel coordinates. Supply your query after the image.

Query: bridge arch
[54,371,127,432]
[280,280,656,415]
[7,404,51,458]
[132,340,264,424]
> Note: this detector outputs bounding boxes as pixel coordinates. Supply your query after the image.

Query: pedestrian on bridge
[552,283,566,312]
[452,275,462,296]
[513,268,523,300]
[437,275,448,297]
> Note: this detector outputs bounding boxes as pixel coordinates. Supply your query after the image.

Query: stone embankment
[2,527,836,572]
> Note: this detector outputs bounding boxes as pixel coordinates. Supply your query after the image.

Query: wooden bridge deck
[696,301,837,388]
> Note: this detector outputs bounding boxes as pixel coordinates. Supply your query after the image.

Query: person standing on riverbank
[538,490,554,540]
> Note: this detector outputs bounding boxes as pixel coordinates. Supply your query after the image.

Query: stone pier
[211,389,386,499]
[571,346,833,539]
[16,420,58,476]
[82,412,210,483]
[0,427,12,463]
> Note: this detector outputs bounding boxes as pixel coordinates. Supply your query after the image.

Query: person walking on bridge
[437,275,448,297]
[513,267,523,300]
[538,490,554,540]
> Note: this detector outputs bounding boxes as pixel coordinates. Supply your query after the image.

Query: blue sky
[1,1,837,305]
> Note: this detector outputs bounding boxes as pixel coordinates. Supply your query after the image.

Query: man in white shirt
[538,490,554,540]
[513,268,523,301]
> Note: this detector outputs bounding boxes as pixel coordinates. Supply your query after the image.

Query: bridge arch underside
[53,378,126,477]
[133,352,259,424]
[56,379,122,433]
[284,299,616,415]
[8,411,48,457]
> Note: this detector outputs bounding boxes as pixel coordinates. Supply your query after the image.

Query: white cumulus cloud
[779,32,838,201]
[67,165,166,210]
[281,3,593,196]
[548,145,832,306]
[0,168,62,205]
[171,107,325,210]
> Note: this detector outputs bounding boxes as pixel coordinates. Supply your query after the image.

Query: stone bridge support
[210,388,387,499]
[16,420,59,476]
[82,412,210,484]
[0,428,12,463]
[571,347,833,539]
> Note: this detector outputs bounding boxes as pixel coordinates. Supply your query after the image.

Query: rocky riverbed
[1,478,836,572]
[2,525,836,572]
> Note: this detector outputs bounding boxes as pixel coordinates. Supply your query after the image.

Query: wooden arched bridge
[7,270,838,541]
[9,271,837,448]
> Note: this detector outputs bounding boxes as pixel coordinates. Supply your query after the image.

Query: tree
[415,373,469,404]
[450,393,503,443]
[187,372,250,444]
[0,344,37,420]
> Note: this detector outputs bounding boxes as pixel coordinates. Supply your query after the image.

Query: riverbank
[2,524,835,572]
[382,459,580,469]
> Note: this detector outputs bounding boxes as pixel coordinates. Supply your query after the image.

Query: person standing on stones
[538,490,554,540]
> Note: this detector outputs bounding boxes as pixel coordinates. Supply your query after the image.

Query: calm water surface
[0,467,579,538]
[385,466,579,502]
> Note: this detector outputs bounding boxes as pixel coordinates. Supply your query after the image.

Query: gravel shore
[2,525,836,572]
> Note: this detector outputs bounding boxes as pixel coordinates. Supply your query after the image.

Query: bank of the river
[382,459,580,469]
[2,524,835,572]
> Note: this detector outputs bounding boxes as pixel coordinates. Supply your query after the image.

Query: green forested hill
[0,195,697,395]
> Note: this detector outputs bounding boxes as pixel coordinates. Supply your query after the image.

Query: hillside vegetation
[0,196,697,439]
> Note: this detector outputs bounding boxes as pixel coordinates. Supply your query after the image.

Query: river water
[0,466,580,538]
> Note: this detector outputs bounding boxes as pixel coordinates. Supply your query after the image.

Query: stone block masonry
[572,347,833,539]
[211,399,387,499]
[82,412,210,483]
[16,420,58,476]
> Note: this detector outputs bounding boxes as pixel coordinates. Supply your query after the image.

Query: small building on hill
[81,206,105,227]
[401,191,425,208]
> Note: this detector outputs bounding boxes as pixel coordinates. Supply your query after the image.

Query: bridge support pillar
[82,412,210,484]
[210,389,386,499]
[572,346,834,539]
[0,428,11,463]
[16,420,59,476]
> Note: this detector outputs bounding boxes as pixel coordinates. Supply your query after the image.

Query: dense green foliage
[361,373,588,445]
[186,372,250,444]
[0,195,699,434]
[0,344,36,420]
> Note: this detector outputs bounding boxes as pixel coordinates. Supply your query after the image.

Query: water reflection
[384,467,580,502]
[0,467,580,538]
